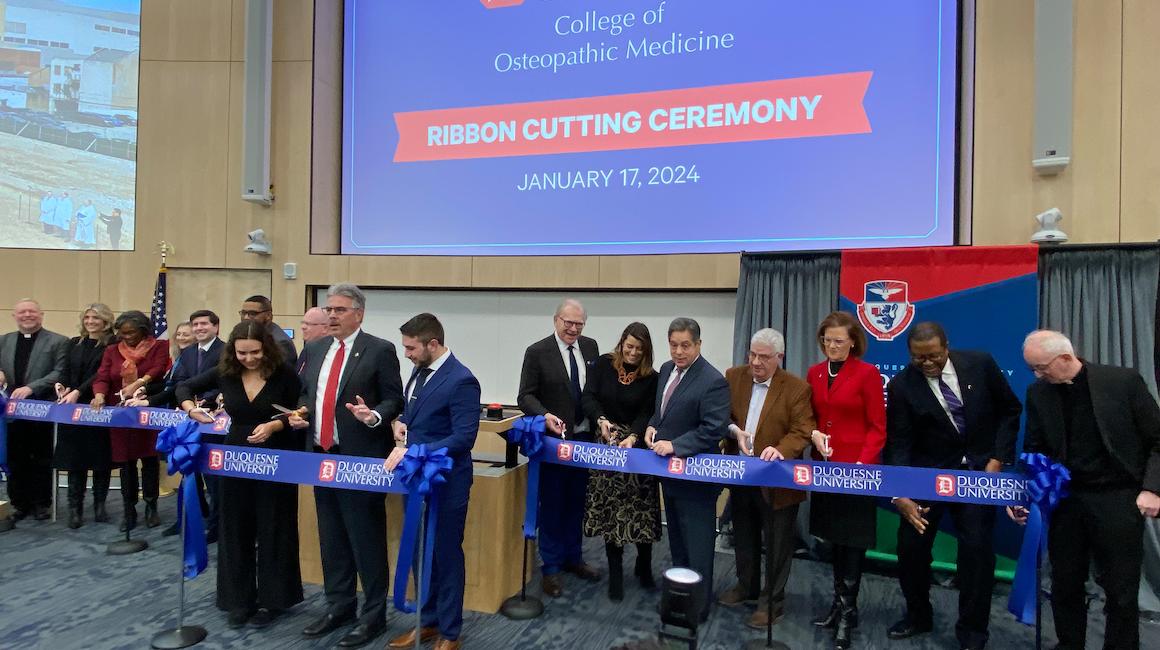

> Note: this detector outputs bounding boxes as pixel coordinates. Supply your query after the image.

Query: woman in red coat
[806,311,886,650]
[92,310,171,532]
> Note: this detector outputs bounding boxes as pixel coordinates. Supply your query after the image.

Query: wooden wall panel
[1066,0,1122,244]
[141,0,234,62]
[598,254,740,289]
[348,256,474,288]
[166,268,271,337]
[0,251,101,313]
[310,0,343,255]
[1120,0,1160,242]
[471,256,600,288]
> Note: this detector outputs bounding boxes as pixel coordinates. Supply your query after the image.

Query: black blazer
[150,338,224,407]
[884,350,1022,469]
[1024,362,1160,494]
[517,334,599,440]
[297,330,404,458]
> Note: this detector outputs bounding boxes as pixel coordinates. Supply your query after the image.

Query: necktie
[196,347,205,374]
[660,367,684,417]
[319,340,346,450]
[567,345,583,424]
[938,377,967,434]
[405,367,432,417]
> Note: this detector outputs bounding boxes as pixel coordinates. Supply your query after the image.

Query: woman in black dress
[179,321,303,629]
[53,303,116,528]
[581,321,661,601]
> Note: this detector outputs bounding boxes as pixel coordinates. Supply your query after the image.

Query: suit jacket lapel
[908,366,956,433]
[411,355,455,418]
[27,332,49,377]
[755,371,782,431]
[663,356,701,420]
[735,367,755,429]
[336,332,368,398]
[827,359,851,396]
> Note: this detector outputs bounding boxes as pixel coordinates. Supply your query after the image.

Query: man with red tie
[290,284,404,648]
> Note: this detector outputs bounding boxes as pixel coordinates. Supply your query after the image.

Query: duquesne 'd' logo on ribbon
[319,459,337,482]
[208,449,224,471]
[936,474,956,496]
[667,457,685,474]
[557,442,573,461]
[793,464,813,486]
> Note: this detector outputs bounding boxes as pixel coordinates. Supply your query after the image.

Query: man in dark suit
[517,298,602,597]
[240,294,298,369]
[644,317,731,621]
[385,313,480,650]
[1010,330,1160,650]
[297,307,329,376]
[289,283,404,648]
[719,328,815,629]
[0,299,67,520]
[883,321,1022,650]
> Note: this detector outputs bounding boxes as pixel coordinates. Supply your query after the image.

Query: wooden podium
[297,413,535,613]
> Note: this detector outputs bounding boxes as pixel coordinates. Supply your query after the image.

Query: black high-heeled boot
[66,471,86,529]
[92,470,111,522]
[834,548,864,649]
[119,462,139,532]
[143,498,161,528]
[141,457,161,528]
[635,543,656,589]
[606,543,624,602]
[814,552,845,629]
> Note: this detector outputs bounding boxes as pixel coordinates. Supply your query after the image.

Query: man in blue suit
[644,317,731,622]
[386,313,480,650]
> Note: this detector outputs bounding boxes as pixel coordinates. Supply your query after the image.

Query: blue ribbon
[1007,452,1070,625]
[0,392,9,478]
[155,419,208,579]
[392,444,453,613]
[507,416,546,539]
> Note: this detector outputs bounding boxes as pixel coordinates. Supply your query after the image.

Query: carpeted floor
[1,490,1156,649]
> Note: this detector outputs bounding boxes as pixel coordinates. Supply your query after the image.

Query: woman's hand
[597,417,613,442]
[58,388,81,405]
[122,397,150,407]
[90,394,105,410]
[247,421,281,444]
[618,434,637,449]
[811,429,833,458]
[187,407,215,424]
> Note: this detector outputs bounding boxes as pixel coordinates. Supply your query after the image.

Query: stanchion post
[50,423,58,523]
[741,592,788,650]
[107,468,148,555]
[414,499,425,650]
[1035,543,1042,650]
[150,489,206,649]
[499,536,543,619]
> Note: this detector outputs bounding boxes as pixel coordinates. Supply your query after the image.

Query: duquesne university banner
[839,245,1039,568]
[3,399,1028,505]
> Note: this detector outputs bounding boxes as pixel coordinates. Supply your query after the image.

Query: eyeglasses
[238,309,270,318]
[821,337,849,347]
[322,306,357,315]
[1028,354,1061,373]
[910,352,946,363]
[556,317,585,329]
[747,351,777,363]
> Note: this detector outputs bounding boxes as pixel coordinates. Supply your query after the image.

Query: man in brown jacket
[718,328,815,628]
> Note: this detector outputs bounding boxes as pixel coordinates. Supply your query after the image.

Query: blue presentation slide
[342,0,959,256]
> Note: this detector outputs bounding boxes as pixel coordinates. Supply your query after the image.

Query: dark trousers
[663,484,720,619]
[217,476,303,611]
[538,461,588,575]
[416,468,471,640]
[120,457,159,504]
[732,486,798,614]
[66,469,111,506]
[897,501,996,648]
[1048,488,1143,650]
[314,486,388,626]
[7,421,54,512]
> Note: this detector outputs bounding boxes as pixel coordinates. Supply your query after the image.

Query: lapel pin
[354,352,360,358]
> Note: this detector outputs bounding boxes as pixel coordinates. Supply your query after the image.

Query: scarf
[118,336,158,385]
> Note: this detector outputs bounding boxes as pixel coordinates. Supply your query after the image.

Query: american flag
[150,264,167,338]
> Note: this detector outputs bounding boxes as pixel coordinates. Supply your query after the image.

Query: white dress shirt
[406,347,450,401]
[925,358,963,433]
[555,334,588,431]
[729,375,772,454]
[313,329,364,447]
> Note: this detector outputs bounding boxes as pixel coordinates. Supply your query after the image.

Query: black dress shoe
[887,618,933,639]
[161,522,180,537]
[12,509,29,521]
[542,573,564,598]
[302,611,356,638]
[337,622,384,648]
[227,608,255,629]
[33,506,50,521]
[249,608,281,628]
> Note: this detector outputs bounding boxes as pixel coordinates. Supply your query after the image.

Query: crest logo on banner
[667,457,685,474]
[208,449,224,470]
[319,459,337,482]
[793,465,813,486]
[139,411,151,425]
[213,415,229,431]
[72,407,84,421]
[857,280,916,341]
[557,442,573,461]
[6,401,14,415]
[936,474,956,496]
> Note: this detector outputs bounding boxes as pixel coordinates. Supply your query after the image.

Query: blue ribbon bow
[1008,452,1071,625]
[155,419,208,579]
[508,416,546,539]
[393,444,453,613]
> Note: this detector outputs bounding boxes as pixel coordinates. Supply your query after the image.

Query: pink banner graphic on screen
[393,72,872,162]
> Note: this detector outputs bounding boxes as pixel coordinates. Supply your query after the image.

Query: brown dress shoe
[717,583,757,607]
[434,639,461,650]
[746,605,785,630]
[564,562,602,582]
[542,573,564,597]
[388,626,439,648]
